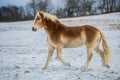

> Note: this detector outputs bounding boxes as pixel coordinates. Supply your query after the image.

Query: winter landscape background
[0,12,120,80]
[0,0,120,21]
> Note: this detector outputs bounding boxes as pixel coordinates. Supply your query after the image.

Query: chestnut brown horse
[32,11,110,71]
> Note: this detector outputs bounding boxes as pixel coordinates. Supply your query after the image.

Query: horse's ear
[38,11,44,18]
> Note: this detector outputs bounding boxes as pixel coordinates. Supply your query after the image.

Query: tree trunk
[106,0,109,12]
[32,0,36,16]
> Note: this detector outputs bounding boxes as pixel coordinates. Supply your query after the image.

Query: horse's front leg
[43,47,54,70]
[56,47,69,66]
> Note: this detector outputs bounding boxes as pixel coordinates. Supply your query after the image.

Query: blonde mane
[40,11,58,22]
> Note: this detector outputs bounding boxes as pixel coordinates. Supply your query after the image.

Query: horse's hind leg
[82,47,93,71]
[57,47,69,66]
[95,46,105,66]
[43,47,54,70]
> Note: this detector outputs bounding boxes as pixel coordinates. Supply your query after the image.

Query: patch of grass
[109,24,120,30]
[24,70,30,73]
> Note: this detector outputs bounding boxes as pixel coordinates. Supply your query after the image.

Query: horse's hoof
[106,65,110,68]
[103,64,110,68]
[42,67,47,70]
[66,62,71,67]
[81,66,88,72]
[64,62,70,66]
[68,63,71,67]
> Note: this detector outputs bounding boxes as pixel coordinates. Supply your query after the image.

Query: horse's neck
[45,21,66,32]
[44,21,66,39]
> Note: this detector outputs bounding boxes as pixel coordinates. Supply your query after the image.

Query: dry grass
[109,24,120,30]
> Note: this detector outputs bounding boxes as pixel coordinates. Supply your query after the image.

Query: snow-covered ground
[0,12,120,80]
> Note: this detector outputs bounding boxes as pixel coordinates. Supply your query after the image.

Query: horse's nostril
[32,27,37,31]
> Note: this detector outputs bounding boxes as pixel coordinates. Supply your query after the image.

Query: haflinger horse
[32,11,110,71]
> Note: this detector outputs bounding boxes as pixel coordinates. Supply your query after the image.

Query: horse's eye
[36,18,40,21]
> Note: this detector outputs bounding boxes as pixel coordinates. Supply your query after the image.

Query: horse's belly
[63,40,85,48]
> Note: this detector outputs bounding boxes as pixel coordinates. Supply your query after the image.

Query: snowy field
[0,12,120,80]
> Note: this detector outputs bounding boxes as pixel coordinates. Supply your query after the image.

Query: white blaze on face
[33,12,40,30]
[32,12,40,31]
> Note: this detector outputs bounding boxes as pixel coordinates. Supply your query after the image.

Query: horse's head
[32,11,58,31]
[32,12,45,31]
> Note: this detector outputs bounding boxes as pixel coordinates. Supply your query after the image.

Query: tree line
[0,5,31,21]
[56,0,120,17]
[0,0,120,22]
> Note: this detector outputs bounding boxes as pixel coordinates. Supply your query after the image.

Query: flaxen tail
[100,31,110,68]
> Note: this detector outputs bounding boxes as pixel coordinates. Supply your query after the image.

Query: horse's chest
[47,36,59,48]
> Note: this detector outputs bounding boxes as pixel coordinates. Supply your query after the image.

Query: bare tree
[28,0,37,16]
[18,6,25,19]
[25,5,33,20]
[27,0,48,16]
[110,0,116,12]
[65,0,79,17]
[98,0,106,13]
[37,0,48,12]
[99,0,116,13]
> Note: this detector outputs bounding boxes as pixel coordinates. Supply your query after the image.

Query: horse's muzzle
[32,27,37,31]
